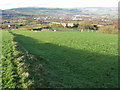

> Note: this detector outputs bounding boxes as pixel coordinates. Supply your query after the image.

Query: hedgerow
[2,31,31,88]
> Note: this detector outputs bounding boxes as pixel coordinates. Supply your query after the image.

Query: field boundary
[8,31,49,88]
[2,31,27,88]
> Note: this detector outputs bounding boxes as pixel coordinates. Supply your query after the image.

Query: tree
[73,23,79,28]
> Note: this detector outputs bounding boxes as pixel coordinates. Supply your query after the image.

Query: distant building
[8,25,18,29]
[72,17,83,21]
[61,23,67,27]
[41,29,50,31]
[67,23,74,27]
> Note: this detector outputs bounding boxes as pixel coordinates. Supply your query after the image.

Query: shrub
[98,26,118,34]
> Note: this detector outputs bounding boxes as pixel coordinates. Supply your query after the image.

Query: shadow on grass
[9,31,118,88]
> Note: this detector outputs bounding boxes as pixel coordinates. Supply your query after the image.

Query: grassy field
[2,30,118,88]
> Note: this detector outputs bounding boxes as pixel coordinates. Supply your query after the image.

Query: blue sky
[0,0,119,10]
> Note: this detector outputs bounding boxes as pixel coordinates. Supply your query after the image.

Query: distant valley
[1,7,118,19]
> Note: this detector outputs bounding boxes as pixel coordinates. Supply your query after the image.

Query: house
[8,25,18,29]
[61,23,67,27]
[67,23,74,27]
[41,29,50,31]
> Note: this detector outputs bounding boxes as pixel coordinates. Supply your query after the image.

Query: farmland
[2,30,118,88]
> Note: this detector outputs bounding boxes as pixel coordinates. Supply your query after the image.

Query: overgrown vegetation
[2,31,50,88]
[2,31,29,88]
[98,26,118,34]
[0,31,2,88]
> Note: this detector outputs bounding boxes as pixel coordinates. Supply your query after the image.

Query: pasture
[2,30,118,88]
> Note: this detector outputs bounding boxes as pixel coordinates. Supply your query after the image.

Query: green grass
[99,22,111,25]
[10,30,118,88]
[2,31,32,88]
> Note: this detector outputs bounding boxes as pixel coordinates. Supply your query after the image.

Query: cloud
[0,0,119,9]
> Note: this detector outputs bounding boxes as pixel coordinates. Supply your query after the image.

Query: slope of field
[11,30,118,88]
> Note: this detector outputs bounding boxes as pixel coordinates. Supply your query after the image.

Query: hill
[1,7,117,19]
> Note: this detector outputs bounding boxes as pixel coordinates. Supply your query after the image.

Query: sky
[0,0,119,10]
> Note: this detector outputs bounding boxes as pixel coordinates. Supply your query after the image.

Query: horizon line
[1,6,118,10]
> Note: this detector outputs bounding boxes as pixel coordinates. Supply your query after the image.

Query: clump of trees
[84,25,99,30]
